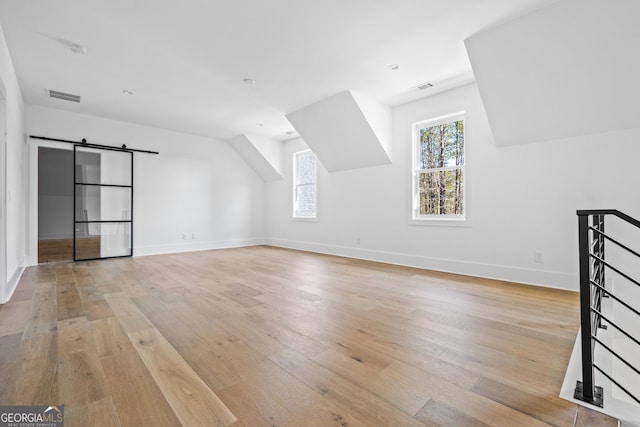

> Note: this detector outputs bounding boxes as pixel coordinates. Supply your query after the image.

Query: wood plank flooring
[38,238,101,263]
[38,238,73,263]
[0,245,617,426]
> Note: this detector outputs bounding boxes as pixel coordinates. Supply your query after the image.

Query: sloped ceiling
[465,0,640,146]
[228,134,283,181]
[0,0,557,142]
[286,91,392,172]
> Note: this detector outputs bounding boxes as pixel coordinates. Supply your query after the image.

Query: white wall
[266,83,640,290]
[0,23,27,303]
[25,105,265,264]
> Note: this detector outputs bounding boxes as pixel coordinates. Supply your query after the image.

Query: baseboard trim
[133,237,267,257]
[265,238,577,291]
[2,260,26,304]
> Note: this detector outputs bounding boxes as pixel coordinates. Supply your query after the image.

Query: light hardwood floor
[38,238,101,263]
[0,246,616,426]
[38,238,74,263]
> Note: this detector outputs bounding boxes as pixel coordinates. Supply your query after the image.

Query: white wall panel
[0,22,26,303]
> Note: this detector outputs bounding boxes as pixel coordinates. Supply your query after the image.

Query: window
[293,150,317,219]
[412,113,465,221]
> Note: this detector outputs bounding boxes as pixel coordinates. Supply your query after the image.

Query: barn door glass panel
[74,146,133,260]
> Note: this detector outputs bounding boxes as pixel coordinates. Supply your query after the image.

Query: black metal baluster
[575,213,603,407]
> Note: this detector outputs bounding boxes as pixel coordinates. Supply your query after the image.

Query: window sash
[415,121,464,170]
[294,184,317,217]
[413,167,464,217]
[293,150,317,219]
[412,113,465,220]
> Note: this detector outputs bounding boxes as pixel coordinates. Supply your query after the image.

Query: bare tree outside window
[413,116,464,218]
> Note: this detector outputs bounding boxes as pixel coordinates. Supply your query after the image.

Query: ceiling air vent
[47,89,81,103]
[415,82,434,91]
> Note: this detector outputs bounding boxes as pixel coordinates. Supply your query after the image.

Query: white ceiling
[0,0,558,142]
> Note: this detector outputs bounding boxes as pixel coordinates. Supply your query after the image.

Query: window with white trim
[293,150,317,219]
[412,113,465,220]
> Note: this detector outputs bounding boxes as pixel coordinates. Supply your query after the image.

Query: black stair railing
[575,209,640,407]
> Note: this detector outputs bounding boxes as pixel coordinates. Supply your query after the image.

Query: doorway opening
[37,147,74,263]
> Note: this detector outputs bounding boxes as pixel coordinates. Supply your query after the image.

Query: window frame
[410,111,468,226]
[292,149,318,221]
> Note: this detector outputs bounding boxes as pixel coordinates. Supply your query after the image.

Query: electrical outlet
[182,233,186,240]
[356,237,361,245]
[534,250,544,263]
[192,233,196,240]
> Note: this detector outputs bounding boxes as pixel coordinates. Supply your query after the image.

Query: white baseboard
[265,237,577,291]
[133,237,266,257]
[2,259,26,304]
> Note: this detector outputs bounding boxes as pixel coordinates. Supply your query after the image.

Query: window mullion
[416,166,462,174]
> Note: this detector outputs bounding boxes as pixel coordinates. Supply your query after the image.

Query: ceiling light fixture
[415,82,434,90]
[243,78,255,85]
[70,44,87,54]
[122,90,134,95]
[388,64,399,71]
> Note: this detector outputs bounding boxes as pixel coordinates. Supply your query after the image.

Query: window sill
[408,217,471,227]
[292,217,319,223]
